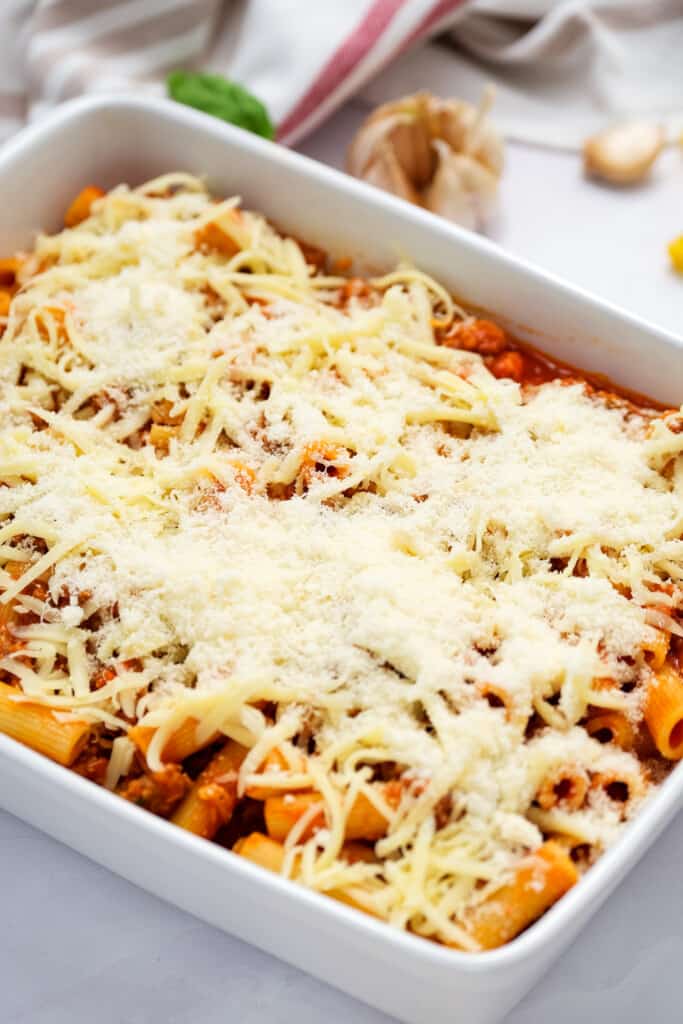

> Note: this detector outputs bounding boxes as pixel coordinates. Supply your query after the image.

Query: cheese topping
[0,173,680,943]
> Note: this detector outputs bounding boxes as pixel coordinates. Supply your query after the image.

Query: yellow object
[668,235,683,274]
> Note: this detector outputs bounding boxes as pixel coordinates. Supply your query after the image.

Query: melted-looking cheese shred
[0,173,681,944]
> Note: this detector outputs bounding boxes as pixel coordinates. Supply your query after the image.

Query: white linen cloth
[0,1,681,148]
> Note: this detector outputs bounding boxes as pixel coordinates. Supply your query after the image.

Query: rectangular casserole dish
[0,95,681,1024]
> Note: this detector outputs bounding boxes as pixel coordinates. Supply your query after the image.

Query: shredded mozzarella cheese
[0,173,680,939]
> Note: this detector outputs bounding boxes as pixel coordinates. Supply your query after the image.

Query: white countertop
[2,98,682,1024]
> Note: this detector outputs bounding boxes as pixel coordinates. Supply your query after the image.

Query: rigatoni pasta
[0,174,681,951]
[644,664,683,759]
[0,680,90,766]
[459,842,578,951]
[172,740,246,838]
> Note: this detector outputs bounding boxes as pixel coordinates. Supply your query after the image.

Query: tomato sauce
[440,318,667,412]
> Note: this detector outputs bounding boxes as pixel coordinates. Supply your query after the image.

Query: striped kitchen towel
[1,1,681,147]
[0,0,470,144]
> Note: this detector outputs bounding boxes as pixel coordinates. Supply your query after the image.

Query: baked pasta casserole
[1,174,682,952]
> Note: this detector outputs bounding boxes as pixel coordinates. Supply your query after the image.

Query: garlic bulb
[347,90,504,231]
[583,121,665,185]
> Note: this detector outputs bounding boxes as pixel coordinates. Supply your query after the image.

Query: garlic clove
[347,110,402,177]
[388,112,435,188]
[583,121,665,185]
[348,99,435,187]
[423,140,499,231]
[362,140,422,206]
[435,91,504,178]
[428,100,468,155]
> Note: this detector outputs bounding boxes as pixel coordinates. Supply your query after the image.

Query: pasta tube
[129,717,219,764]
[264,791,324,841]
[591,769,645,805]
[585,710,635,750]
[460,841,578,950]
[234,831,285,872]
[643,629,669,670]
[171,739,246,838]
[234,832,379,917]
[536,765,588,811]
[0,680,90,766]
[644,664,683,759]
[0,257,21,286]
[245,746,307,800]
[194,220,240,256]
[64,185,104,227]
[264,788,392,843]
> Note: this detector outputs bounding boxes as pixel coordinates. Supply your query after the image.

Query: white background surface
[2,94,682,1024]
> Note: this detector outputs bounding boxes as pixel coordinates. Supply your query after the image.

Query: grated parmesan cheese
[0,172,680,943]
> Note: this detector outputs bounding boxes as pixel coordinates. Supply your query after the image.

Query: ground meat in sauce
[117,764,190,816]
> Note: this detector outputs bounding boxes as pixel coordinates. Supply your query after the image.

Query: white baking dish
[0,96,681,1024]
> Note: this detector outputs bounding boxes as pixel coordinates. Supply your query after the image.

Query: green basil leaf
[167,71,275,140]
